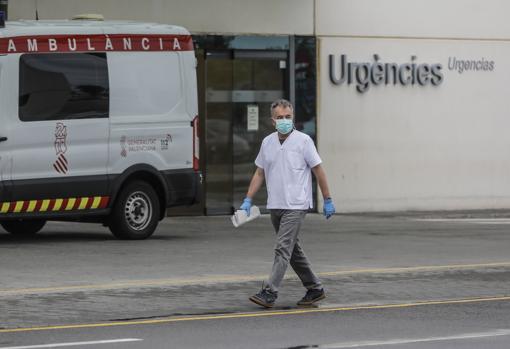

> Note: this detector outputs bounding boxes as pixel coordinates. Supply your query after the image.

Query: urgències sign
[329,54,444,93]
[448,56,495,74]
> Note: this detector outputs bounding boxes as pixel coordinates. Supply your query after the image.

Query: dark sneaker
[297,288,325,306]
[249,288,277,308]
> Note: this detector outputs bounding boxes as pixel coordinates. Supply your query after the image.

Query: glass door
[204,50,288,215]
[231,51,288,210]
[204,52,234,214]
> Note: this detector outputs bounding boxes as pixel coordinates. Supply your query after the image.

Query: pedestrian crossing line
[1,261,510,296]
[1,295,510,333]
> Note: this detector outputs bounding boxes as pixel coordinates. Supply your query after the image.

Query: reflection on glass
[205,56,287,214]
[194,35,289,51]
[294,37,317,142]
[232,58,286,211]
[19,53,109,121]
[200,38,290,215]
[205,59,234,214]
[294,36,318,209]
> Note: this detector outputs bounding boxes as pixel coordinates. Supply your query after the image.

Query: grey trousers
[266,209,322,293]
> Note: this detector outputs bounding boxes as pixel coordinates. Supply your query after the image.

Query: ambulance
[0,16,200,239]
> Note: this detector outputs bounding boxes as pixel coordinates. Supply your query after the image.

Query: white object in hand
[231,205,261,227]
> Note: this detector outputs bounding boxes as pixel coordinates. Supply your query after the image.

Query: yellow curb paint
[78,197,89,210]
[0,296,509,334]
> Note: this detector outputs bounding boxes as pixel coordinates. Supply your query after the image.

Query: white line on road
[0,338,143,349]
[412,218,510,224]
[321,329,510,348]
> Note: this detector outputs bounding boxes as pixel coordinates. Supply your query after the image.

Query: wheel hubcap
[124,191,152,231]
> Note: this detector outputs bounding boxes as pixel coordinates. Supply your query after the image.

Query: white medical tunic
[255,130,322,210]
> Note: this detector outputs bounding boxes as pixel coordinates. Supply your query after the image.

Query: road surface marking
[1,295,509,333]
[1,261,509,296]
[321,329,510,348]
[0,338,143,349]
[411,218,510,224]
[317,261,510,277]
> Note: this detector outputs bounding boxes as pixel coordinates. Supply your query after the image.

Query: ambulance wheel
[109,180,160,240]
[1,219,46,235]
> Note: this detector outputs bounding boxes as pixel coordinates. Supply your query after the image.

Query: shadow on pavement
[0,231,194,243]
[0,232,115,242]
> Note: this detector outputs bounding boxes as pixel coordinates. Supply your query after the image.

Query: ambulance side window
[108,52,182,118]
[19,53,109,122]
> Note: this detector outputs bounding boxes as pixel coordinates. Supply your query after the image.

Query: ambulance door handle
[0,137,7,142]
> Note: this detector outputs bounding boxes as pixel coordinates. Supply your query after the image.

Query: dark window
[19,53,109,121]
[294,36,316,142]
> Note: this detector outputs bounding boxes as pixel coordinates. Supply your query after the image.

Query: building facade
[9,0,510,213]
[318,0,510,212]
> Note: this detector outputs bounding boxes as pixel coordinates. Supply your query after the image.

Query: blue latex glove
[240,197,252,216]
[323,198,335,219]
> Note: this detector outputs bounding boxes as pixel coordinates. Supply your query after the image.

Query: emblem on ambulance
[53,122,68,174]
[120,135,127,157]
[160,134,172,150]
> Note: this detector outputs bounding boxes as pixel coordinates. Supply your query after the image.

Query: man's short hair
[270,99,294,117]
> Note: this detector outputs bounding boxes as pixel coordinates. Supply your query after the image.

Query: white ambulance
[0,18,200,239]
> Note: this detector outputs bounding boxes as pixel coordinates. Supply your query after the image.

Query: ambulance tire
[1,219,46,236]
[109,180,160,240]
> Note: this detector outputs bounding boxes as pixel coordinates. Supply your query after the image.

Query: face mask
[275,119,293,134]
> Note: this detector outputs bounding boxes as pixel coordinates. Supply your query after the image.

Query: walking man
[240,99,336,308]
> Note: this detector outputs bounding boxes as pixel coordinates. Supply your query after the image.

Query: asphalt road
[1,213,510,348]
[1,299,510,348]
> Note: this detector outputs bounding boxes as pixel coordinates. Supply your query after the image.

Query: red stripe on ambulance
[0,34,193,54]
[85,197,94,209]
[21,201,30,212]
[0,196,111,214]
[99,197,110,209]
[49,199,59,211]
